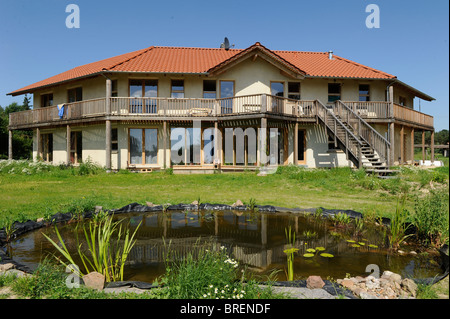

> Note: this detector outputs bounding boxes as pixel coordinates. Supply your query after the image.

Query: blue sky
[0,0,448,130]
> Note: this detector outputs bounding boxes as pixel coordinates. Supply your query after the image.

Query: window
[203,128,215,164]
[70,131,82,164]
[203,80,217,99]
[129,129,158,165]
[328,83,341,103]
[288,82,301,100]
[111,80,118,97]
[171,80,185,98]
[41,134,53,162]
[220,81,234,114]
[68,87,82,103]
[41,93,53,107]
[399,96,407,106]
[129,80,158,113]
[271,82,284,97]
[359,85,370,102]
[170,127,201,165]
[111,128,118,152]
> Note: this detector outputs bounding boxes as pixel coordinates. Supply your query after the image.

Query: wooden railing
[393,103,434,127]
[335,101,390,164]
[316,100,363,167]
[8,95,434,129]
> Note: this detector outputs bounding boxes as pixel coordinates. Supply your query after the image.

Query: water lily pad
[306,248,316,253]
[315,247,326,251]
[303,253,314,258]
[346,240,356,243]
[320,253,334,258]
[351,244,361,248]
[368,244,379,248]
[358,242,365,246]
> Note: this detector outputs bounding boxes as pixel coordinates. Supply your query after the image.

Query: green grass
[0,161,448,227]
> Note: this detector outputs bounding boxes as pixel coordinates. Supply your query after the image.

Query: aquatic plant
[388,195,413,250]
[331,212,352,228]
[283,226,299,281]
[247,198,259,213]
[301,230,318,239]
[43,215,141,282]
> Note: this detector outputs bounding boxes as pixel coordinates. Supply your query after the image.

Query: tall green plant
[388,196,413,250]
[43,215,141,282]
[283,226,298,281]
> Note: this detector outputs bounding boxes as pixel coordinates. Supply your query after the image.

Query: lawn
[0,160,448,225]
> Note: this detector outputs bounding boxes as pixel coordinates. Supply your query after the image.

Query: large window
[203,80,217,99]
[41,134,53,162]
[359,85,370,102]
[70,131,82,164]
[171,80,185,98]
[41,93,53,107]
[129,80,158,113]
[170,127,201,165]
[129,129,158,165]
[220,81,234,114]
[68,87,82,103]
[328,83,341,103]
[288,82,301,100]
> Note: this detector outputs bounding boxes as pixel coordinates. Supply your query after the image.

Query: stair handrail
[334,101,390,164]
[315,100,363,166]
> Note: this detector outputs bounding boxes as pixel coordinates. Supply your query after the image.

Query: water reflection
[9,210,443,283]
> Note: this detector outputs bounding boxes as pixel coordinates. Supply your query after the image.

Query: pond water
[8,210,443,283]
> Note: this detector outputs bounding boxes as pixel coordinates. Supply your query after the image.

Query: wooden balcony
[342,101,434,129]
[8,95,434,130]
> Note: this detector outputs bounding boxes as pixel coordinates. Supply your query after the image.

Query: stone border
[1,202,448,298]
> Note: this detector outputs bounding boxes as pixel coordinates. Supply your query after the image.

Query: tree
[0,101,33,159]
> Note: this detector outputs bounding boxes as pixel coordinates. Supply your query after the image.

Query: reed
[283,226,299,281]
[43,215,141,282]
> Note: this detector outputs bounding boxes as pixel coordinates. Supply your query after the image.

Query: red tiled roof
[8,43,396,96]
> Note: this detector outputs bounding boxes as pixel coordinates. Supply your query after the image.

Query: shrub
[412,189,449,246]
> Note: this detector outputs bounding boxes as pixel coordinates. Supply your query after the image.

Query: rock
[0,263,16,272]
[409,251,417,256]
[94,206,103,213]
[146,202,155,207]
[306,275,325,289]
[232,200,244,207]
[359,291,379,299]
[82,272,105,290]
[4,269,28,278]
[401,278,418,298]
[191,200,199,205]
[382,271,402,284]
[341,279,354,289]
[36,217,44,223]
[366,280,380,290]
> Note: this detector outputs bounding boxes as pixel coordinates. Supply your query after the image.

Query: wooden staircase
[315,100,394,175]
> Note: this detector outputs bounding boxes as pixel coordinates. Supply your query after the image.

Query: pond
[8,210,444,283]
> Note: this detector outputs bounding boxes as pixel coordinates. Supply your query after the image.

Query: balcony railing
[8,95,433,129]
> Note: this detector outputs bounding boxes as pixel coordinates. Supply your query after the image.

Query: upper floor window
[288,82,301,100]
[171,80,185,98]
[271,82,284,97]
[41,93,53,107]
[203,80,217,99]
[111,80,118,97]
[328,83,341,103]
[129,80,158,98]
[359,85,370,102]
[399,96,407,106]
[68,87,82,103]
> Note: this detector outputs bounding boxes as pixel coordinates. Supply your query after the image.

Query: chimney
[328,50,333,60]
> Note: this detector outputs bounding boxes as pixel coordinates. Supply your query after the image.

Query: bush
[412,189,449,246]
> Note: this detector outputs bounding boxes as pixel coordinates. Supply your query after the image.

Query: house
[7,42,436,173]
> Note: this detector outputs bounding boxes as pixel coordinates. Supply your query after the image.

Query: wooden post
[66,125,71,165]
[410,128,415,164]
[105,78,112,170]
[389,85,394,118]
[36,128,41,161]
[294,122,298,165]
[260,117,267,166]
[422,130,426,161]
[389,122,395,166]
[431,130,435,163]
[400,125,404,165]
[8,130,13,160]
[163,120,167,168]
